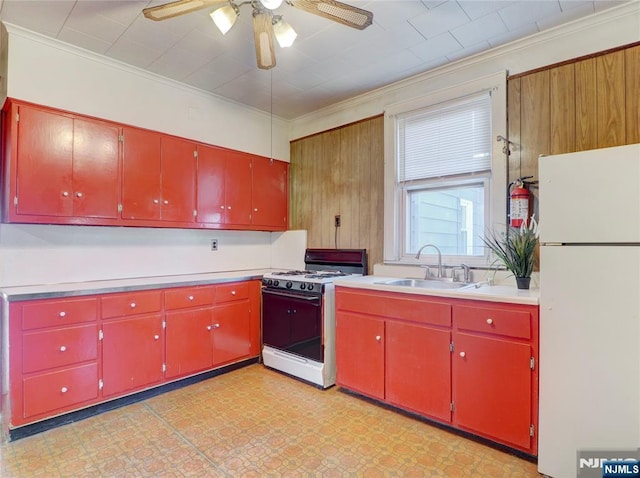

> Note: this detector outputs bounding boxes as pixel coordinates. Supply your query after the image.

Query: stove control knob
[307,283,314,291]
[273,280,279,287]
[300,283,306,290]
[262,279,268,286]
[286,281,293,289]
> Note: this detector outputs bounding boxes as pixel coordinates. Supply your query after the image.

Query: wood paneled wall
[289,44,639,271]
[508,43,640,214]
[289,116,384,273]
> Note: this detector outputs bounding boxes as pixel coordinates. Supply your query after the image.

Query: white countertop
[0,269,272,301]
[333,275,539,305]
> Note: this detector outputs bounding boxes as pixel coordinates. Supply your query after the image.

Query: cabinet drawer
[164,286,215,310]
[101,290,162,318]
[453,304,531,339]
[22,297,97,331]
[23,324,99,374]
[336,289,451,327]
[216,282,248,303]
[23,362,99,419]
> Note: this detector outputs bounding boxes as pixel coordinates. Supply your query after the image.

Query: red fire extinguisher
[509,178,530,228]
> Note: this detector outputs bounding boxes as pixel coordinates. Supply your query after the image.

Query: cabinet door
[212,301,251,366]
[251,156,288,229]
[224,150,253,225]
[16,105,73,217]
[72,117,120,218]
[386,321,451,422]
[196,144,226,224]
[452,332,532,450]
[335,311,384,400]
[160,136,196,222]
[102,314,163,397]
[165,308,213,379]
[121,126,162,221]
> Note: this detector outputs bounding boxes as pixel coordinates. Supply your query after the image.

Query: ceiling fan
[143,0,374,70]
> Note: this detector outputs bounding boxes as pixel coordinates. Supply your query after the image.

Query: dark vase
[516,277,531,290]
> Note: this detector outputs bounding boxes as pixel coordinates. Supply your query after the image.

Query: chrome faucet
[415,244,442,279]
[452,264,471,283]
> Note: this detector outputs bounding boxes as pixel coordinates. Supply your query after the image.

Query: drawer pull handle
[459,351,466,358]
[130,302,136,308]
[59,311,66,317]
[486,318,493,325]
[60,345,67,352]
[213,323,220,329]
[61,387,68,393]
[154,335,160,340]
[375,335,381,342]
[231,290,236,296]
[188,295,194,301]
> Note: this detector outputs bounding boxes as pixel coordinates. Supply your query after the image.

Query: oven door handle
[262,289,321,301]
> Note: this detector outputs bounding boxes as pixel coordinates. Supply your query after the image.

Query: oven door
[262,288,323,362]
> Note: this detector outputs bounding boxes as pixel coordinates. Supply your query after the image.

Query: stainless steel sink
[375,278,475,290]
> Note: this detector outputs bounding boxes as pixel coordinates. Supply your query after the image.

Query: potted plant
[482,216,539,289]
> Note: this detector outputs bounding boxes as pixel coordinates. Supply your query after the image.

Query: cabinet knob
[375,335,381,342]
[207,325,212,331]
[254,208,258,212]
[130,302,136,308]
[213,323,220,329]
[59,311,66,318]
[163,200,169,205]
[76,192,83,198]
[153,199,159,204]
[220,205,225,210]
[231,290,236,296]
[227,206,232,210]
[62,191,69,197]
[61,387,68,393]
[60,345,67,352]
[486,318,493,325]
[459,351,466,358]
[188,295,194,301]
[154,335,160,340]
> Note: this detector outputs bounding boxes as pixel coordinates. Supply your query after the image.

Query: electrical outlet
[335,215,341,227]
[211,239,218,251]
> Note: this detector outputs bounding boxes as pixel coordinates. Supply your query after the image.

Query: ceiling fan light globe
[210,5,238,34]
[260,0,283,10]
[273,19,297,48]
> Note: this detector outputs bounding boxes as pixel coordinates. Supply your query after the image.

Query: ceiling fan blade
[253,11,277,70]
[143,0,226,21]
[289,0,373,30]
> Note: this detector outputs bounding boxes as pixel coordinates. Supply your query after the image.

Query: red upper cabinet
[160,136,196,223]
[251,156,288,230]
[196,145,252,226]
[9,102,120,221]
[122,129,196,224]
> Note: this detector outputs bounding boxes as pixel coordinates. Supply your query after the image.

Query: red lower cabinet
[101,314,164,397]
[165,308,214,379]
[335,286,539,456]
[336,311,385,400]
[452,332,532,449]
[5,279,261,433]
[23,363,99,418]
[386,321,451,422]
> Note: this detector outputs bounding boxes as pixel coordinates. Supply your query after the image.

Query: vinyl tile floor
[0,364,542,477]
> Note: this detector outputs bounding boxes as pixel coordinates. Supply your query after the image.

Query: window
[383,72,507,267]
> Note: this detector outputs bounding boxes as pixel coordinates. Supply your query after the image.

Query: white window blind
[398,91,492,182]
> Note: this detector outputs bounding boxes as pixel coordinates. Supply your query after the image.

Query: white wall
[3,24,290,163]
[290,2,640,140]
[0,26,299,287]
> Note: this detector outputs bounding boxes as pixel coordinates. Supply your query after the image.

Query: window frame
[383,71,507,268]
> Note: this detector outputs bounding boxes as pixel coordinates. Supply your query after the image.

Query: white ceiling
[0,0,629,119]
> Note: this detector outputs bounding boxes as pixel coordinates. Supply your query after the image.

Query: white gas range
[261,249,367,388]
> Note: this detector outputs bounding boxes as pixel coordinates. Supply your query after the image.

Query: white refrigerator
[538,143,640,478]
